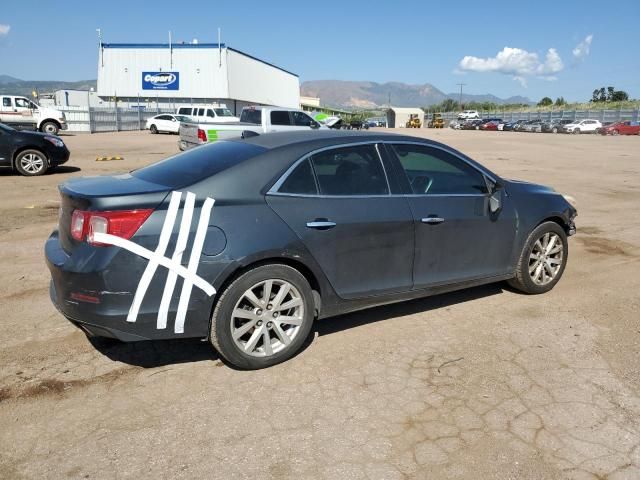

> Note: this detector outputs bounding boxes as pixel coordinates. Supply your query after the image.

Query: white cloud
[458,46,564,86]
[572,34,593,60]
[0,24,10,36]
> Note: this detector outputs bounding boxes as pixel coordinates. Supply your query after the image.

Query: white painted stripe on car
[174,196,215,334]
[156,191,196,329]
[126,190,182,323]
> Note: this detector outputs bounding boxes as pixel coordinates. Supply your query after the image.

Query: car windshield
[214,108,234,117]
[173,115,190,122]
[240,109,262,124]
[131,141,267,188]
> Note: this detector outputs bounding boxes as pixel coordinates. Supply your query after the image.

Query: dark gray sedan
[45,131,577,369]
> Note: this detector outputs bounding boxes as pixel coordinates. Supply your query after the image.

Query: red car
[599,121,640,136]
[480,121,499,131]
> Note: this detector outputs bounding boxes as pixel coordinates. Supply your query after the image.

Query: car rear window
[240,109,262,124]
[131,141,267,188]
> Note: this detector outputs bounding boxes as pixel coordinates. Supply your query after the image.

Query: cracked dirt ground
[0,130,639,479]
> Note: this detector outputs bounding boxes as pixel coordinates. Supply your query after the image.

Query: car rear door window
[278,159,318,195]
[391,144,487,195]
[270,111,292,126]
[2,98,11,107]
[206,109,215,117]
[311,145,388,196]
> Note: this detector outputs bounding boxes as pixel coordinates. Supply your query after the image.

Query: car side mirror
[489,191,501,214]
[310,122,320,129]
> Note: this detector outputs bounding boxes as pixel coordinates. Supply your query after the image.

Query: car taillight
[70,209,153,246]
[197,128,207,143]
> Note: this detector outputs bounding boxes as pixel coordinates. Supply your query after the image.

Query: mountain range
[301,80,532,109]
[0,75,97,97]
[0,75,531,109]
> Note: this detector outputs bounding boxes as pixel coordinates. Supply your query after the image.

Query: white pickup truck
[0,95,68,134]
[178,106,325,150]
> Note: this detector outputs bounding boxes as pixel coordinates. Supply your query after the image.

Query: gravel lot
[1,128,639,479]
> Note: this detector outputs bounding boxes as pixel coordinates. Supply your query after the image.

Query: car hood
[505,178,556,194]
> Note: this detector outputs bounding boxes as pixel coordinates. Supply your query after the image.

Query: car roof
[234,130,436,150]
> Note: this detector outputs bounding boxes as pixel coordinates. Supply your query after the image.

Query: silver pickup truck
[178,106,326,150]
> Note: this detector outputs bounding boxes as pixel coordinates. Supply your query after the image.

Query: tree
[611,90,629,102]
[537,97,553,107]
[555,97,567,106]
[592,89,600,103]
[598,87,607,102]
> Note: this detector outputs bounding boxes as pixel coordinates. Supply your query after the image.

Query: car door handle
[306,220,336,230]
[421,217,445,225]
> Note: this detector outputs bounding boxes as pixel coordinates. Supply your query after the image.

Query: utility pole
[456,83,466,111]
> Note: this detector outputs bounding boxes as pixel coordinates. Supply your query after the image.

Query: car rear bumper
[45,230,212,341]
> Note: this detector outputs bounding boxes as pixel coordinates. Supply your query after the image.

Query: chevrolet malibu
[45,131,577,369]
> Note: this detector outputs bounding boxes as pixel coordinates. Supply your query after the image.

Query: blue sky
[1,0,638,102]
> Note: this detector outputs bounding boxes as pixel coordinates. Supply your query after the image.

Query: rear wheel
[573,128,581,134]
[210,264,315,369]
[150,124,158,134]
[15,149,48,176]
[552,127,558,133]
[612,129,619,136]
[508,222,568,294]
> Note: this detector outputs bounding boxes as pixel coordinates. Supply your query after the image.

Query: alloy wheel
[20,152,45,174]
[528,232,564,286]
[230,279,304,357]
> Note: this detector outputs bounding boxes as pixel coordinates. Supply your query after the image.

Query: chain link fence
[430,109,640,124]
[59,106,176,133]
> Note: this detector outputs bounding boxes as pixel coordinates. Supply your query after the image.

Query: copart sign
[142,72,179,90]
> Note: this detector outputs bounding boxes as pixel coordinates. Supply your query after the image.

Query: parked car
[45,131,577,369]
[598,121,640,136]
[461,119,484,130]
[0,95,68,134]
[0,122,70,176]
[541,119,573,134]
[501,120,526,132]
[145,114,191,134]
[458,110,480,120]
[522,120,545,133]
[515,120,540,132]
[480,120,500,131]
[179,106,325,150]
[176,105,240,123]
[563,119,602,134]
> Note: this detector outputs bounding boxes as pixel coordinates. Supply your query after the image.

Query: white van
[0,95,68,134]
[176,104,240,123]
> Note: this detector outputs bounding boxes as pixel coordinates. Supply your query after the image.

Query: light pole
[456,83,466,111]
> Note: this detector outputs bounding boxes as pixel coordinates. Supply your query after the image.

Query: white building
[97,42,300,114]
[386,107,425,128]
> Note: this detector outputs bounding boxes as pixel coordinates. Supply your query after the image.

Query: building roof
[100,43,298,77]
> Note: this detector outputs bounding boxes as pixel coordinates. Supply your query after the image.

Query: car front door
[386,143,518,287]
[266,143,414,299]
[0,127,12,166]
[290,111,321,131]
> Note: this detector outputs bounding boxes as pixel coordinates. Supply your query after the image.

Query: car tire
[552,127,558,133]
[508,221,568,295]
[15,149,48,176]
[612,129,619,136]
[210,264,315,369]
[40,121,59,135]
[573,128,581,134]
[150,125,158,134]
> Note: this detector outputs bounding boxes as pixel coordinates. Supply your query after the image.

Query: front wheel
[573,128,581,134]
[210,264,315,369]
[612,129,619,136]
[40,121,59,135]
[508,222,568,294]
[150,124,158,134]
[15,149,48,176]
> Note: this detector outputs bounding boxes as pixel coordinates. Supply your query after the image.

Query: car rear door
[385,142,517,287]
[267,110,294,133]
[266,143,414,299]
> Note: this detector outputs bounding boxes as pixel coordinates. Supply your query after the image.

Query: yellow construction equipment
[428,113,444,128]
[405,114,422,128]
